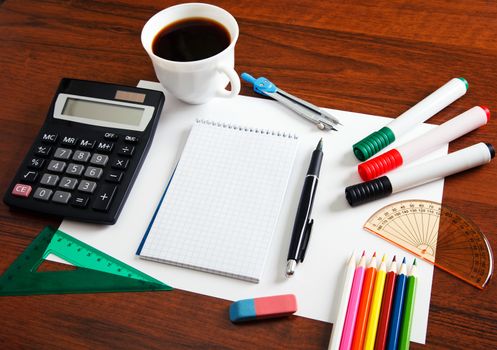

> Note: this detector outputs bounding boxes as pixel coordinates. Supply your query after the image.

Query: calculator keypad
[52,190,71,204]
[54,147,73,160]
[84,166,103,179]
[90,154,109,166]
[47,160,66,173]
[40,173,59,186]
[66,163,85,176]
[78,180,97,193]
[73,151,91,163]
[10,130,141,217]
[33,187,53,201]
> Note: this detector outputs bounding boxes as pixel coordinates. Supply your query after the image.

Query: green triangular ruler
[0,226,172,296]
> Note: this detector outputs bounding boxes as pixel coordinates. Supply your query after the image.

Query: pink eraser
[229,294,297,323]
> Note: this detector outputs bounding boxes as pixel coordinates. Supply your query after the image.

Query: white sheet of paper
[58,81,448,344]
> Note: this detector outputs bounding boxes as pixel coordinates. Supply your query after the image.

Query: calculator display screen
[62,98,144,126]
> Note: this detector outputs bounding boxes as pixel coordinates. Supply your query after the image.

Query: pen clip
[298,219,314,263]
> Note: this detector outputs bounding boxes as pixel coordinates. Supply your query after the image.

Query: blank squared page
[138,120,299,282]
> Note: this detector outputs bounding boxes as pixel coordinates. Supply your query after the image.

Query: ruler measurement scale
[0,227,172,296]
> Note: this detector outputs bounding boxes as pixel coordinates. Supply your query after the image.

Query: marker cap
[345,176,393,206]
[353,127,396,161]
[486,143,495,158]
[358,149,404,181]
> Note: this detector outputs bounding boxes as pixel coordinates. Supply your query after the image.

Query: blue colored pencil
[385,257,408,350]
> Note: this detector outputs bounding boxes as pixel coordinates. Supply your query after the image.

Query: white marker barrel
[352,78,468,161]
[358,106,490,180]
[346,142,494,206]
[388,78,468,136]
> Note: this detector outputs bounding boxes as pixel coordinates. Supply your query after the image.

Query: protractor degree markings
[381,225,420,250]
[424,211,441,248]
[410,211,424,248]
[401,213,423,246]
[425,214,441,249]
[383,221,420,248]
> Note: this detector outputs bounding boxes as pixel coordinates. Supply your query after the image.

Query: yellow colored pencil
[363,254,387,350]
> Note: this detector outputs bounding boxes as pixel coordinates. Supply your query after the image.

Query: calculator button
[61,136,78,147]
[96,141,114,153]
[54,147,73,160]
[41,133,58,143]
[47,160,67,173]
[66,163,85,176]
[104,132,119,140]
[71,194,89,208]
[28,157,45,169]
[111,158,129,170]
[124,135,139,143]
[90,153,109,167]
[92,185,117,212]
[35,145,52,157]
[106,171,123,183]
[11,184,32,197]
[79,139,96,150]
[21,170,38,183]
[84,166,103,179]
[33,187,53,201]
[59,176,78,190]
[52,190,71,204]
[118,145,135,156]
[40,173,60,187]
[72,150,91,163]
[78,180,97,193]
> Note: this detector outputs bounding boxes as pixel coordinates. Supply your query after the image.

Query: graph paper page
[137,120,299,282]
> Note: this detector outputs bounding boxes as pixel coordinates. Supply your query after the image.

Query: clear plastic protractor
[364,199,493,289]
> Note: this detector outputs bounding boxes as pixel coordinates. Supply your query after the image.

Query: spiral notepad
[137,119,299,282]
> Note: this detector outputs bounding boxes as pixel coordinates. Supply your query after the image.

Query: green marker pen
[353,78,468,161]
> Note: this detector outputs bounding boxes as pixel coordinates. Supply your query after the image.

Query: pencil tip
[392,255,396,262]
[382,254,386,262]
[413,258,417,265]
[402,257,406,263]
[373,252,376,257]
[362,250,365,256]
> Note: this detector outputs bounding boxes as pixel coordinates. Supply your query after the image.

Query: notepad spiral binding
[196,119,299,139]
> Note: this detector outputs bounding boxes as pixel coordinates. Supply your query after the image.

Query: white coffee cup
[141,3,240,104]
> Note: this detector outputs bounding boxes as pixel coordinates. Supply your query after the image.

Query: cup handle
[217,64,240,98]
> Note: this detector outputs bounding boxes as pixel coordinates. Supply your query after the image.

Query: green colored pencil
[398,259,418,350]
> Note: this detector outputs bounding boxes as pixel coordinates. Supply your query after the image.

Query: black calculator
[4,78,165,224]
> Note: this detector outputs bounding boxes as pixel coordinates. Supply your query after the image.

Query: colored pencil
[351,253,377,350]
[328,251,358,350]
[398,259,418,350]
[363,255,387,350]
[374,256,398,350]
[386,257,408,350]
[339,251,366,350]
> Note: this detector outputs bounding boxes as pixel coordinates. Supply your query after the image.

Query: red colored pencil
[351,253,377,350]
[374,256,398,350]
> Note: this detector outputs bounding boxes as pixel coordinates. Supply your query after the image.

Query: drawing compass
[241,72,341,131]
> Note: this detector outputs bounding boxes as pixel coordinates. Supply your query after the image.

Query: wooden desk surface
[1,0,496,348]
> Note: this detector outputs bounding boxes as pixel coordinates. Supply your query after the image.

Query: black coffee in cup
[152,17,231,62]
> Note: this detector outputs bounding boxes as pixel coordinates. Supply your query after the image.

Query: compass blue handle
[241,72,278,96]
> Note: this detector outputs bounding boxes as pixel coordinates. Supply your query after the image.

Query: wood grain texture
[1,0,496,349]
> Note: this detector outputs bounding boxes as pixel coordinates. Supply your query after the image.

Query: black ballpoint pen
[285,138,323,277]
